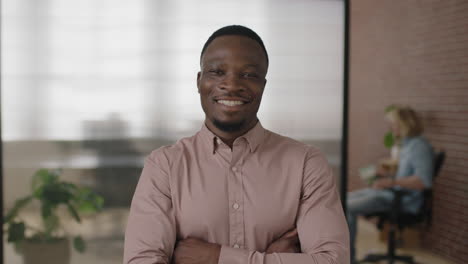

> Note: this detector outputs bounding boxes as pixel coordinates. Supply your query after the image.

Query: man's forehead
[201,35,267,65]
[205,35,263,51]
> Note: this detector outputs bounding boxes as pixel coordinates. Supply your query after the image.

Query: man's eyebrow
[201,59,222,66]
[201,61,262,70]
[244,63,261,69]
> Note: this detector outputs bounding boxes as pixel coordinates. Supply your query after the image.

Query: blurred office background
[4,0,468,264]
[2,0,344,263]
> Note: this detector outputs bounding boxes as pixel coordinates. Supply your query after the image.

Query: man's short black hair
[200,25,269,66]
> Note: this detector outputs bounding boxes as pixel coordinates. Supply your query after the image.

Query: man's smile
[217,100,244,106]
[214,98,250,109]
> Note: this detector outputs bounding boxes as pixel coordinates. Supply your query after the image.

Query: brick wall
[348,0,468,263]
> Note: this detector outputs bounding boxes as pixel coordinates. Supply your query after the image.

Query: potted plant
[383,130,395,149]
[3,169,104,264]
[360,105,400,185]
[381,105,400,177]
[383,104,397,149]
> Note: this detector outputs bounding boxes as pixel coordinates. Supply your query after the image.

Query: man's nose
[218,73,244,92]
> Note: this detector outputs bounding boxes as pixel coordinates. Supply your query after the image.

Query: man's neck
[205,119,258,148]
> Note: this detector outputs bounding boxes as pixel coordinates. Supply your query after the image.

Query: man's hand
[172,238,220,264]
[265,229,301,254]
[372,178,394,189]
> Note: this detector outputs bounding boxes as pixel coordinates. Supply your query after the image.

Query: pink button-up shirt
[124,122,349,264]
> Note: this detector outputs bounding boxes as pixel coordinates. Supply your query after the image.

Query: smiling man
[124,25,349,264]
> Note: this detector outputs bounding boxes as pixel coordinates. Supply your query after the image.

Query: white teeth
[217,100,244,106]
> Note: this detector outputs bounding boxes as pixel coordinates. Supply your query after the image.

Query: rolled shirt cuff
[218,246,249,264]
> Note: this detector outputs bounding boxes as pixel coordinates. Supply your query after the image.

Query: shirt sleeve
[124,150,176,264]
[410,139,434,188]
[218,147,350,264]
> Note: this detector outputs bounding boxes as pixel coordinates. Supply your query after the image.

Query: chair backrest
[422,150,446,227]
[433,151,446,178]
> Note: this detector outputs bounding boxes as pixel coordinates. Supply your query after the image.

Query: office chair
[360,151,446,264]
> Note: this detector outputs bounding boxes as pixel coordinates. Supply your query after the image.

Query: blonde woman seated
[347,106,434,263]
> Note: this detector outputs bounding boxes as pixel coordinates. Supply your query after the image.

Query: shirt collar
[199,121,266,154]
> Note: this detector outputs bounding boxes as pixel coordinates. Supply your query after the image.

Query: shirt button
[232,167,238,172]
[233,244,240,248]
[233,203,239,210]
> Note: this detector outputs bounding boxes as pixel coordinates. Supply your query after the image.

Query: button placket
[232,169,243,248]
[228,142,245,249]
[227,160,238,247]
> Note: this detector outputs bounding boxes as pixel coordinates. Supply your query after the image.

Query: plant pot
[20,238,71,264]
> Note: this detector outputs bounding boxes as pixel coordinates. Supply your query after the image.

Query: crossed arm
[172,229,300,264]
[124,149,350,264]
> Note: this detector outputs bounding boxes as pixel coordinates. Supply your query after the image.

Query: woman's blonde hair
[386,105,424,138]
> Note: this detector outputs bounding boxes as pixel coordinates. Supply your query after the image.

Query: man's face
[197,35,268,133]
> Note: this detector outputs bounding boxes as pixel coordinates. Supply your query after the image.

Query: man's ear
[197,72,201,93]
[263,78,267,90]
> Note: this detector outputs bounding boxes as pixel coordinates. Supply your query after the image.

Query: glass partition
[2,0,344,263]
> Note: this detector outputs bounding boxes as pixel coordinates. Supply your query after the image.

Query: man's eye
[208,69,223,75]
[242,72,258,78]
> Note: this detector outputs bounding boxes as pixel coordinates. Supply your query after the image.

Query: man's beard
[212,118,245,132]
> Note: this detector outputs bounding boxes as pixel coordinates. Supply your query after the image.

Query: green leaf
[7,222,26,243]
[33,185,44,199]
[94,196,104,210]
[75,187,104,213]
[41,183,73,205]
[384,104,397,113]
[67,204,81,223]
[73,236,86,253]
[44,213,60,235]
[384,131,395,149]
[41,202,53,219]
[62,182,79,193]
[32,169,59,192]
[4,196,33,223]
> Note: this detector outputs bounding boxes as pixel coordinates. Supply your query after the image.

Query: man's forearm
[219,245,349,264]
